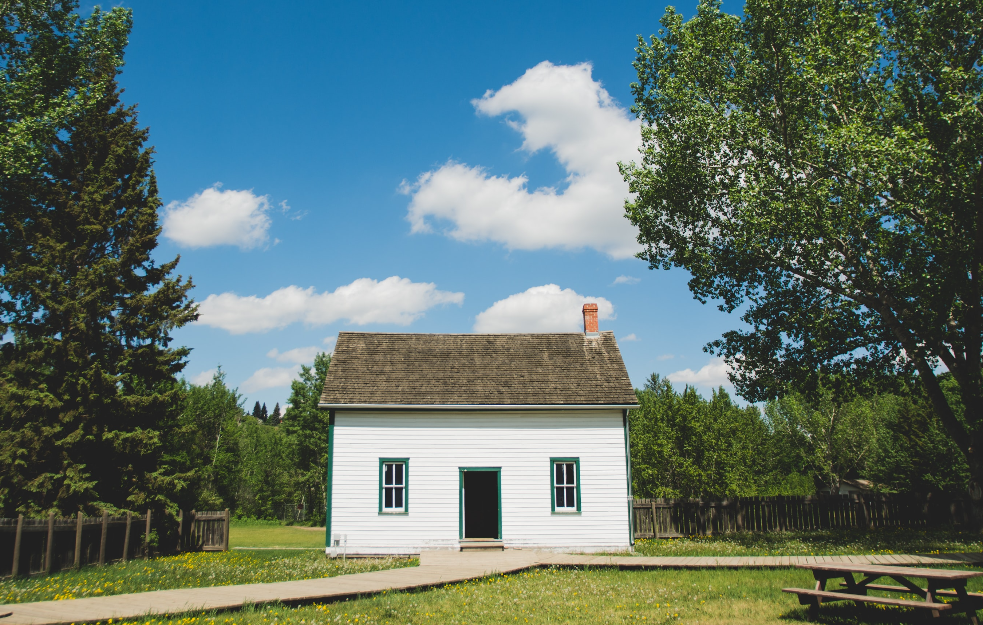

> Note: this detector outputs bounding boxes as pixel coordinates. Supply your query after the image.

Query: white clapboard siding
[329,410,630,554]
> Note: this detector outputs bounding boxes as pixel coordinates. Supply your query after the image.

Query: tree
[282,352,331,524]
[171,369,244,511]
[269,403,281,426]
[765,391,881,494]
[261,402,268,422]
[252,401,263,422]
[630,374,774,497]
[621,0,983,514]
[0,6,196,515]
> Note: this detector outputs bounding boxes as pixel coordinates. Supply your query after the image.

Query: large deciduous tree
[0,3,197,515]
[621,0,983,511]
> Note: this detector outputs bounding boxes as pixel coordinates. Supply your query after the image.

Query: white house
[318,304,639,554]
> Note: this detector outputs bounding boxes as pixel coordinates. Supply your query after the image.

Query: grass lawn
[632,528,983,557]
[0,550,415,605]
[69,565,983,625]
[229,520,326,549]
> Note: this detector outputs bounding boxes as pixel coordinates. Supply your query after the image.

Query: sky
[111,0,748,411]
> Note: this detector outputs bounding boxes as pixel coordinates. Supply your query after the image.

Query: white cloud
[266,346,321,364]
[657,354,675,361]
[198,276,465,334]
[613,275,640,285]
[242,366,300,393]
[473,284,614,333]
[162,184,273,249]
[403,61,641,259]
[667,357,732,387]
[190,369,217,385]
[621,333,638,342]
[323,336,337,352]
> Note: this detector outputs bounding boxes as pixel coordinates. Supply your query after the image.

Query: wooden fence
[1,509,230,579]
[632,495,973,539]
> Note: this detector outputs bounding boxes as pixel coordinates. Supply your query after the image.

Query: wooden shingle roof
[319,331,638,407]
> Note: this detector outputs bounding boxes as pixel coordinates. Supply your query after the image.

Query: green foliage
[621,0,983,492]
[171,355,332,521]
[631,374,775,498]
[282,352,331,524]
[0,4,196,516]
[630,373,967,497]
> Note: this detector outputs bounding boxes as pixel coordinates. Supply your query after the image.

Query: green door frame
[458,467,502,540]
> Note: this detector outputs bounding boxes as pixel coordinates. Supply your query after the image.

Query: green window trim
[379,458,409,514]
[550,457,581,513]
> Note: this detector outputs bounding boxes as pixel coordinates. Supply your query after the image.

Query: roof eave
[317,402,639,411]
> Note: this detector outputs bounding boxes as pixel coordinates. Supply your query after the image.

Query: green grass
[0,550,415,605]
[67,566,983,625]
[229,520,326,549]
[632,528,983,557]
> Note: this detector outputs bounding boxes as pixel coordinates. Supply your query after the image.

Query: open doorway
[459,468,501,539]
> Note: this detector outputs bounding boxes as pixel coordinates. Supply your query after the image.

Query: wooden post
[74,511,84,568]
[223,508,230,552]
[736,497,744,532]
[177,509,183,553]
[11,514,24,577]
[651,500,657,538]
[144,509,151,559]
[44,511,55,574]
[123,512,132,563]
[98,510,108,566]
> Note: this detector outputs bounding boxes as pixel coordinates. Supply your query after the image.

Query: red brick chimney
[583,303,599,335]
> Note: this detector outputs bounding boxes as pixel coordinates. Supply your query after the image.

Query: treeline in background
[169,354,332,525]
[630,374,968,499]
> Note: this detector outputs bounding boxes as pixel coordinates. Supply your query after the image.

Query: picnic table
[783,562,983,623]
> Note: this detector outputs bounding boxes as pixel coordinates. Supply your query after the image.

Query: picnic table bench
[783,562,983,623]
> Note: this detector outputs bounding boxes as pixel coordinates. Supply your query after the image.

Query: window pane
[555,486,565,508]
[565,463,575,485]
[394,463,403,486]
[555,463,564,486]
[394,488,404,509]
[384,463,394,486]
[565,486,576,508]
[384,487,393,508]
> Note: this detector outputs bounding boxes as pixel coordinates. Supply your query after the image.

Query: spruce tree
[270,403,281,426]
[252,401,263,422]
[0,44,196,515]
[261,403,269,422]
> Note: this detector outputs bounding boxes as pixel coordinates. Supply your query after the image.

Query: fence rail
[1,509,230,579]
[632,495,972,539]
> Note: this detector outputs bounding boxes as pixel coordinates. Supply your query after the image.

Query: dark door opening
[462,470,500,539]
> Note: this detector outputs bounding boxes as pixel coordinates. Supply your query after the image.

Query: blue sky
[114,0,747,410]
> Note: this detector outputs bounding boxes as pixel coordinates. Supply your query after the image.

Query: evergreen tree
[261,402,268,422]
[0,22,196,515]
[252,401,263,422]
[270,403,281,426]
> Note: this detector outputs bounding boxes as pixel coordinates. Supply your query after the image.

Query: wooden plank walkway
[2,551,982,625]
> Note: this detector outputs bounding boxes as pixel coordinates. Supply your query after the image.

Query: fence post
[123,512,132,563]
[11,513,24,577]
[223,509,230,552]
[177,509,183,553]
[74,511,83,568]
[98,510,108,566]
[651,501,657,538]
[736,498,744,532]
[45,511,55,574]
[144,509,151,559]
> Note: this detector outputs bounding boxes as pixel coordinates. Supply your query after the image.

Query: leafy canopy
[621,0,983,480]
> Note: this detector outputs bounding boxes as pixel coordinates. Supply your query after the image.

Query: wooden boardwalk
[3,551,982,625]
